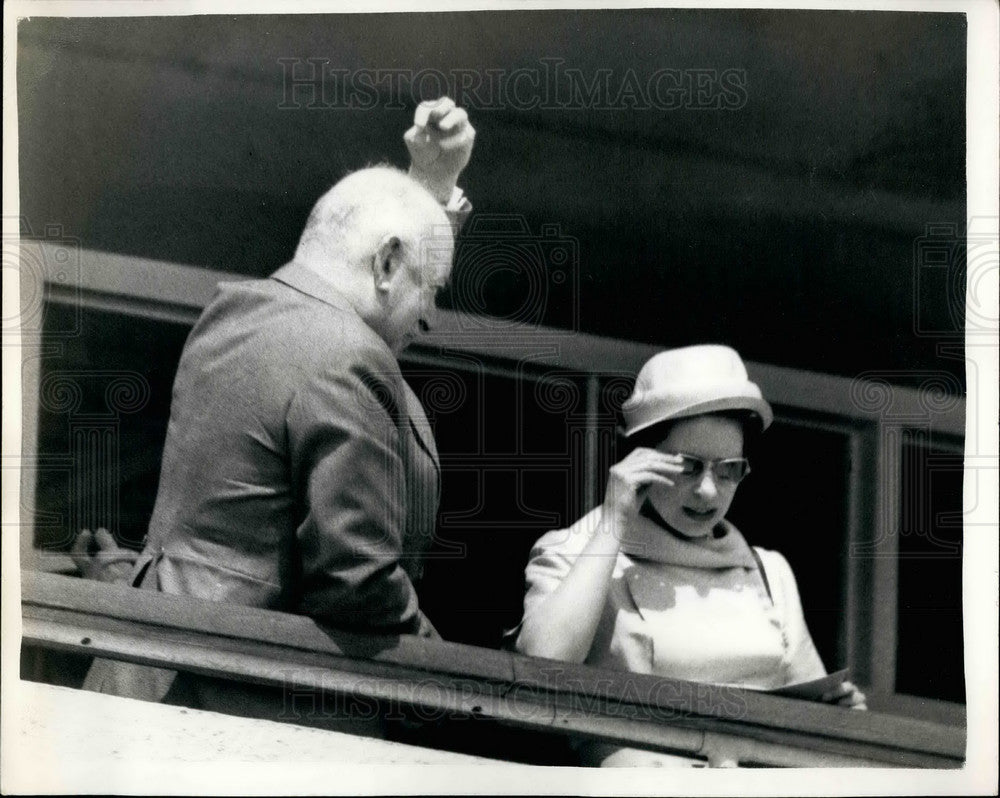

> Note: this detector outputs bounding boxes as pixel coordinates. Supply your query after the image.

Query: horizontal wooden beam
[28,241,966,436]
[21,571,965,767]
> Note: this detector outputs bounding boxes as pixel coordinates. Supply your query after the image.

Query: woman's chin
[673,509,718,538]
[665,517,715,540]
[672,525,713,540]
[645,497,720,540]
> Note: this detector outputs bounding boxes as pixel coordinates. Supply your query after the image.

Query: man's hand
[405,97,475,204]
[71,527,137,583]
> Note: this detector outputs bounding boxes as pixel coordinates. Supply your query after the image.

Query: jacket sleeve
[521,527,583,620]
[444,186,472,235]
[286,356,435,637]
[504,518,595,650]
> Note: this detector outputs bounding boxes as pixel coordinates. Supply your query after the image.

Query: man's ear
[372,235,403,293]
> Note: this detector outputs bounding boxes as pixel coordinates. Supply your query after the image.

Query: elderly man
[81,99,475,706]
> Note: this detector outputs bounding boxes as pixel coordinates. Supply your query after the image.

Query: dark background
[18,10,967,385]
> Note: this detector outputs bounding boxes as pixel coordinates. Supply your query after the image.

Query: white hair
[294,165,448,271]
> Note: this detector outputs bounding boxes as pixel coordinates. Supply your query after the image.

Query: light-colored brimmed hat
[622,345,773,436]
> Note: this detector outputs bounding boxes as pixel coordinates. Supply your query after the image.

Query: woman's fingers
[605,453,683,515]
[610,460,681,492]
[631,468,676,488]
[821,683,848,703]
[604,448,688,516]
[842,681,868,710]
[621,448,684,473]
[822,681,868,710]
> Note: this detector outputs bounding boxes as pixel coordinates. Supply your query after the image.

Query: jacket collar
[271,260,357,315]
[272,261,440,473]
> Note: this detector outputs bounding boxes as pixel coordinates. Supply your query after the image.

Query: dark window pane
[404,362,590,648]
[895,436,965,704]
[725,418,851,672]
[34,304,187,551]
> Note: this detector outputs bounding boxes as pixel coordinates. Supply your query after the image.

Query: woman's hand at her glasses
[516,448,684,664]
[603,448,684,528]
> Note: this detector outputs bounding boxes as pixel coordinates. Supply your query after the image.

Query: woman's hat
[621,345,773,436]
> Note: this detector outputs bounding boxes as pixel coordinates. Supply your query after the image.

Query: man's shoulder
[201,273,394,368]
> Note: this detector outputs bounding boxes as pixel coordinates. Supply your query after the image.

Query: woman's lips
[682,507,716,520]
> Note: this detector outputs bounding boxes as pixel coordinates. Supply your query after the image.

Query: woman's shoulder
[530,506,606,558]
[748,545,803,607]
[750,545,795,576]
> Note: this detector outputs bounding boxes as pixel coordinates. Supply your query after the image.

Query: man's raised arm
[405,97,475,232]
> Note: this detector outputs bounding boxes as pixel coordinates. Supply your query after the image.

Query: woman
[514,345,866,767]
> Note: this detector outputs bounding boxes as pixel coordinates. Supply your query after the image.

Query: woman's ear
[372,235,403,293]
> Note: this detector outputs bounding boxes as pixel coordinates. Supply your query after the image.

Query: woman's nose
[694,471,719,499]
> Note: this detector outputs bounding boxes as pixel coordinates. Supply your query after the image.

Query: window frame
[18,241,967,724]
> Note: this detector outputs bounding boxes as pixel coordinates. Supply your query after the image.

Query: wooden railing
[21,571,965,768]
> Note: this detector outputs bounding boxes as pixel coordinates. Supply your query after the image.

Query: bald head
[295,166,450,269]
[293,166,455,353]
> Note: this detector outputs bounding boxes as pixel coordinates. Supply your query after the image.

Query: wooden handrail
[21,571,965,767]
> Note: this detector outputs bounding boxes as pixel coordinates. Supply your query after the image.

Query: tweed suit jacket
[130,260,441,636]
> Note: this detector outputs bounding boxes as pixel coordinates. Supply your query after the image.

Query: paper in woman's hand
[767,668,850,700]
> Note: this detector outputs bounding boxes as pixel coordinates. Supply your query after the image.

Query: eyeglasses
[673,453,751,484]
